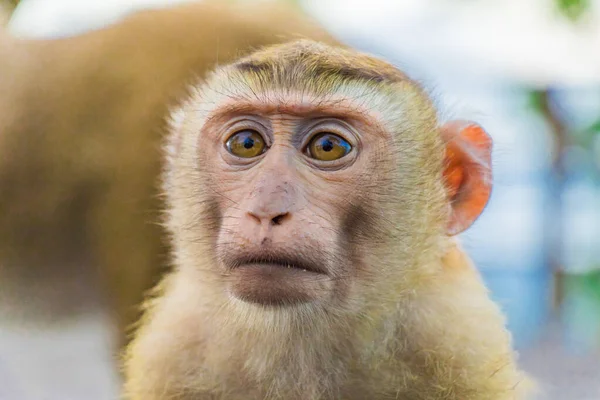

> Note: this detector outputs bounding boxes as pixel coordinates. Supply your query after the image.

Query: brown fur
[1,0,17,17]
[0,6,8,25]
[124,41,534,400]
[0,1,338,342]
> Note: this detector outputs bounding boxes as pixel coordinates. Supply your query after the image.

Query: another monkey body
[125,41,533,399]
[0,1,336,342]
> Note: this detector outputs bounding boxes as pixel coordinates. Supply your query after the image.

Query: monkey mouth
[229,257,327,275]
[225,255,332,306]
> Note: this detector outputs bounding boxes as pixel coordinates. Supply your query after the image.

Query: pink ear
[441,120,492,236]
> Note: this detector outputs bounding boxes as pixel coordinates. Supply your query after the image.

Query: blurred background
[1,0,600,399]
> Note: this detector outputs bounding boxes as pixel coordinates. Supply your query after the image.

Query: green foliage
[576,118,600,148]
[526,90,546,114]
[555,0,590,22]
[565,270,600,297]
[582,119,600,135]
[562,270,600,349]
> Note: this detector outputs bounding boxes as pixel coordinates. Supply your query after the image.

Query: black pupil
[243,137,255,149]
[321,138,334,152]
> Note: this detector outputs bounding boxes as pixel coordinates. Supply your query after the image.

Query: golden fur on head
[125,40,535,400]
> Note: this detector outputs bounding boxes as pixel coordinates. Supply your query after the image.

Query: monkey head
[164,40,492,313]
[126,40,530,400]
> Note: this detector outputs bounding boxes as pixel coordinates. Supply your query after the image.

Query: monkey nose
[246,210,291,228]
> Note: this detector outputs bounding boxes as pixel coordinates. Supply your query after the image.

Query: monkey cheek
[226,265,334,307]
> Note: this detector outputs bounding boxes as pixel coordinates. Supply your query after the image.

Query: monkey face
[167,77,446,311]
[191,108,396,308]
[166,80,428,310]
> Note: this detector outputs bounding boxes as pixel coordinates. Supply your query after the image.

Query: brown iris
[307,133,352,161]
[226,129,266,158]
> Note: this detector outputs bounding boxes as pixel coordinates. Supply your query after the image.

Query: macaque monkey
[0,1,337,344]
[124,40,535,399]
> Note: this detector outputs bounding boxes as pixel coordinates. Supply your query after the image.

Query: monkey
[123,40,536,400]
[0,0,338,347]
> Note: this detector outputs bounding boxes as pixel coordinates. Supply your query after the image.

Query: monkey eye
[225,129,267,158]
[306,133,352,161]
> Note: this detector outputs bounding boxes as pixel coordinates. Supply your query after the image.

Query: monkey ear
[441,120,492,236]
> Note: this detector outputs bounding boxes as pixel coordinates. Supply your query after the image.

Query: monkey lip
[226,258,332,306]
[231,257,327,275]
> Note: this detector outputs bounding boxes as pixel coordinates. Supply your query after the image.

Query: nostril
[247,212,262,225]
[271,213,290,226]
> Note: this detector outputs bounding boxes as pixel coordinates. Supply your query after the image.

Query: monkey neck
[196,299,394,398]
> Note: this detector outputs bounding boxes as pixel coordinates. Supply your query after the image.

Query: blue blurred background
[2,0,600,399]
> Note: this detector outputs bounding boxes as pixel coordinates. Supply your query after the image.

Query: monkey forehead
[232,39,408,86]
[185,70,434,136]
[175,40,438,140]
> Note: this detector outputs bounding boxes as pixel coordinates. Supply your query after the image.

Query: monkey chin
[226,262,334,307]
